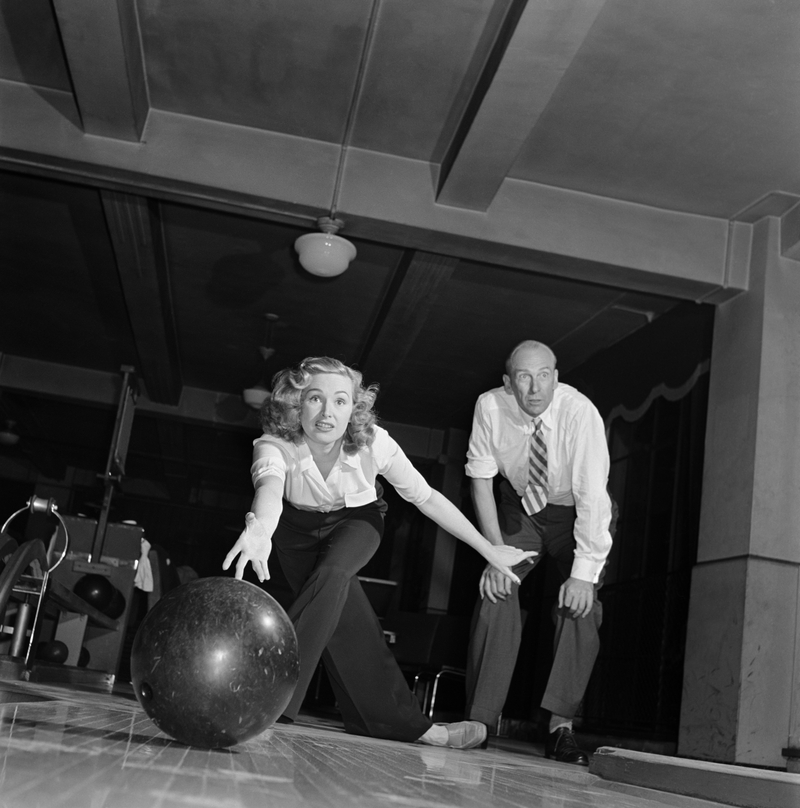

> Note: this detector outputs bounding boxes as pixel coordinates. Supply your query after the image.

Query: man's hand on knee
[479,565,513,604]
[558,577,594,618]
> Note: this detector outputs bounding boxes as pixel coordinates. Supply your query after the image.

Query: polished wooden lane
[0,681,727,808]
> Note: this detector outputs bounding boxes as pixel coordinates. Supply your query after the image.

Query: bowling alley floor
[0,678,794,808]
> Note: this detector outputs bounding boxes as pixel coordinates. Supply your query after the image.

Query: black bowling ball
[36,640,69,664]
[103,588,127,619]
[130,577,299,748]
[73,574,115,612]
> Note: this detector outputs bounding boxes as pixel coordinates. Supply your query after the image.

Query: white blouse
[250,425,432,512]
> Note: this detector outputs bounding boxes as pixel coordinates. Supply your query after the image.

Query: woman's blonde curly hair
[260,357,378,454]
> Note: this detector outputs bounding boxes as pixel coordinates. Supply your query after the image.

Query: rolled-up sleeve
[465,396,499,479]
[373,429,432,505]
[250,438,288,488]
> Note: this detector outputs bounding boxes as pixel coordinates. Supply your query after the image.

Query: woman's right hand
[480,544,537,601]
[222,512,273,582]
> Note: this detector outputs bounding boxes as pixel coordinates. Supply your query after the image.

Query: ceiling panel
[512,0,800,217]
[138,0,372,140]
[0,0,752,518]
[0,0,71,90]
[0,173,126,372]
[353,0,497,159]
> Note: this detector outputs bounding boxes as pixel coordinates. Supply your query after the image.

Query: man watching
[464,340,613,765]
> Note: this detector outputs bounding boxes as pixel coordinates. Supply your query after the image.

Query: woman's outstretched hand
[222,512,273,582]
[482,545,537,588]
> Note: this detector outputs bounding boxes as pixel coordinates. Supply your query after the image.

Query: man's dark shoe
[544,727,589,766]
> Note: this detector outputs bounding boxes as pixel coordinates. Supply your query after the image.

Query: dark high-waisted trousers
[273,495,431,742]
[465,479,604,726]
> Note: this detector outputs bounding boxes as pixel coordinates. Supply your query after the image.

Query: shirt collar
[298,439,358,470]
[538,405,553,431]
[509,397,553,431]
[297,441,315,472]
[340,451,360,469]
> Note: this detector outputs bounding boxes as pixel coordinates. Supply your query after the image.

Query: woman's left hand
[483,545,537,585]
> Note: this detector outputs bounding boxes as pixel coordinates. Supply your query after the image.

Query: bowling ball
[130,577,299,748]
[103,588,127,619]
[73,574,115,612]
[78,646,90,668]
[36,640,69,664]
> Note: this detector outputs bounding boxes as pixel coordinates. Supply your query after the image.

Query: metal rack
[0,496,70,673]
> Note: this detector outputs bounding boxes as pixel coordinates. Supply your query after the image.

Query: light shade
[243,386,271,409]
[0,421,19,446]
[294,232,357,277]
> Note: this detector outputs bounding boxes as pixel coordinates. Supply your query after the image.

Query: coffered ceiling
[0,0,792,512]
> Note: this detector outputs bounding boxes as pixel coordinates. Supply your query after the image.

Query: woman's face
[300,373,354,449]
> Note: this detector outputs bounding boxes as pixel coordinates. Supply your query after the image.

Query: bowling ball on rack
[130,576,299,749]
[36,640,69,664]
[103,587,127,619]
[73,574,115,612]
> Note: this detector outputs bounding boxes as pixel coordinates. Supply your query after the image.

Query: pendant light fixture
[242,313,280,409]
[294,216,357,278]
[294,0,382,277]
[0,420,20,446]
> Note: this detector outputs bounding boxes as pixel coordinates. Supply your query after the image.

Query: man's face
[503,345,558,417]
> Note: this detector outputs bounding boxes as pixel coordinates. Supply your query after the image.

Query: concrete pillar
[678,214,800,768]
[790,569,800,773]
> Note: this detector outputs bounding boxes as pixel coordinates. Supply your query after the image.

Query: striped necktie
[522,417,548,515]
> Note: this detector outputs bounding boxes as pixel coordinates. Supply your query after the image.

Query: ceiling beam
[359,251,458,392]
[0,354,445,460]
[69,192,140,368]
[436,0,607,211]
[0,80,740,300]
[99,191,183,405]
[51,0,149,141]
[0,354,258,430]
[732,190,800,262]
